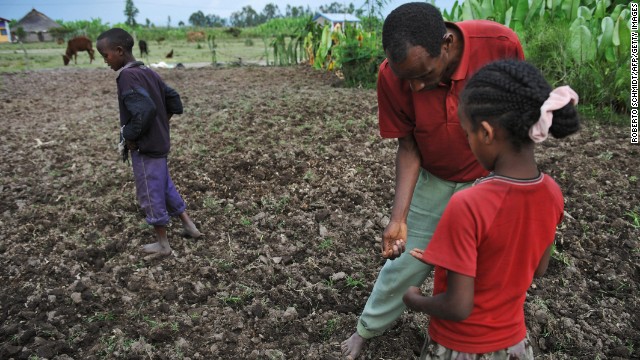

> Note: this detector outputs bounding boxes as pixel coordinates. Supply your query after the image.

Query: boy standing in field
[96,28,201,255]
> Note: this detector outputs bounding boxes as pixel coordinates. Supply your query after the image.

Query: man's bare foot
[341,332,366,360]
[140,242,172,256]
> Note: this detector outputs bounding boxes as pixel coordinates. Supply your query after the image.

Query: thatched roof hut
[15,8,61,42]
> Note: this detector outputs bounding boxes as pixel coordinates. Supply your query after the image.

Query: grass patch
[0,38,268,72]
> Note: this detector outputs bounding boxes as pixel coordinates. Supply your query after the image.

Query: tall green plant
[445,0,632,114]
[207,34,217,65]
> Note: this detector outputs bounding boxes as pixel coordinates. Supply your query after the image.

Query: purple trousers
[131,151,186,226]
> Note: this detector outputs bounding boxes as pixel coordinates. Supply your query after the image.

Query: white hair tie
[529,86,579,143]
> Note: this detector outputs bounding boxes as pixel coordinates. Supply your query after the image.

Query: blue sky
[1,0,456,26]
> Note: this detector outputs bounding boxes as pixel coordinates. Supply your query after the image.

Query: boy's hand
[381,220,406,259]
[126,140,138,150]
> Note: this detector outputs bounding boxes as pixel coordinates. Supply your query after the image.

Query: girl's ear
[479,121,495,144]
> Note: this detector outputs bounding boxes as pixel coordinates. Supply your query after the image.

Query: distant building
[312,13,360,30]
[14,8,61,42]
[0,17,11,43]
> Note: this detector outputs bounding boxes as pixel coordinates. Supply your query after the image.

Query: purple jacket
[117,61,183,157]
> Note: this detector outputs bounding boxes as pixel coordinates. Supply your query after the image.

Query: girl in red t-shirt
[403,60,580,359]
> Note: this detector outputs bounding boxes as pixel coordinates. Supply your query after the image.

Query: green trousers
[357,168,473,339]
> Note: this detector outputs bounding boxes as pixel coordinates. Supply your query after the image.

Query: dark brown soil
[0,65,638,360]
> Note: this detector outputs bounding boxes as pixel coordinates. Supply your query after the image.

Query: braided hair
[382,2,447,63]
[460,60,580,150]
[97,28,134,53]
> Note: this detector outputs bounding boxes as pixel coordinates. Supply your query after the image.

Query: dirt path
[0,66,638,359]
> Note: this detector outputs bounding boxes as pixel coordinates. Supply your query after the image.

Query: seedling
[322,318,339,340]
[318,238,333,250]
[346,276,365,288]
[626,210,640,228]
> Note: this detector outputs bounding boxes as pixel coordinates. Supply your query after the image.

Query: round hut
[14,8,62,42]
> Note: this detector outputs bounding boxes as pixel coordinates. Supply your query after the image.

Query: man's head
[382,3,455,92]
[96,28,135,71]
[382,2,446,64]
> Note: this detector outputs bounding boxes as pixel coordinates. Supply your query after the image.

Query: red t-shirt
[378,20,524,183]
[421,173,564,353]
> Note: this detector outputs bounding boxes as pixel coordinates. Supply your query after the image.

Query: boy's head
[96,28,135,71]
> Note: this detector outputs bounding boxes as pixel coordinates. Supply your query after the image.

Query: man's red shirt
[378,20,525,183]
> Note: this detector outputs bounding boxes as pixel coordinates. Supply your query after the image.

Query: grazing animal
[165,49,173,59]
[186,31,205,42]
[62,36,95,65]
[139,40,149,57]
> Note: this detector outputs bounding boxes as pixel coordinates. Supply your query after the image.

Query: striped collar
[474,172,544,186]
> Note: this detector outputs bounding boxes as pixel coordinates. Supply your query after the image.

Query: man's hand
[381,220,407,259]
[126,140,138,150]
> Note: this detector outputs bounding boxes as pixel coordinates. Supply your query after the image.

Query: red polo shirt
[421,173,564,353]
[378,20,524,183]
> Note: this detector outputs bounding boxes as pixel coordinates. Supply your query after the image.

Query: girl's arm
[403,270,474,321]
[534,244,553,278]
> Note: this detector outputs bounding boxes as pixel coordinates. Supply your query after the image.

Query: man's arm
[382,133,422,259]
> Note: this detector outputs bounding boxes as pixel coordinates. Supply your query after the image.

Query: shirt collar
[474,172,544,186]
[446,22,469,82]
[117,61,145,79]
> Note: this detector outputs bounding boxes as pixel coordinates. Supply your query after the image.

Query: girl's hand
[409,248,429,265]
[403,286,424,311]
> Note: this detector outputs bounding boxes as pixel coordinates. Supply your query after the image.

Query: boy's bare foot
[181,224,202,238]
[341,332,366,360]
[140,242,172,256]
[179,212,202,238]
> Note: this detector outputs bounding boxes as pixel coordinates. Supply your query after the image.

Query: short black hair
[382,2,447,63]
[97,28,134,53]
[460,60,580,150]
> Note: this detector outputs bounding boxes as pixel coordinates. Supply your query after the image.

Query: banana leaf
[577,6,593,20]
[494,0,507,23]
[525,0,544,25]
[462,0,475,19]
[597,17,615,61]
[569,24,596,63]
[561,0,580,21]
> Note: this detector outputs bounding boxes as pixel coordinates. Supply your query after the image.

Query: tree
[167,16,171,28]
[285,5,312,17]
[319,2,355,14]
[261,3,281,22]
[124,0,139,27]
[189,11,207,27]
[206,14,226,27]
[230,6,260,27]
